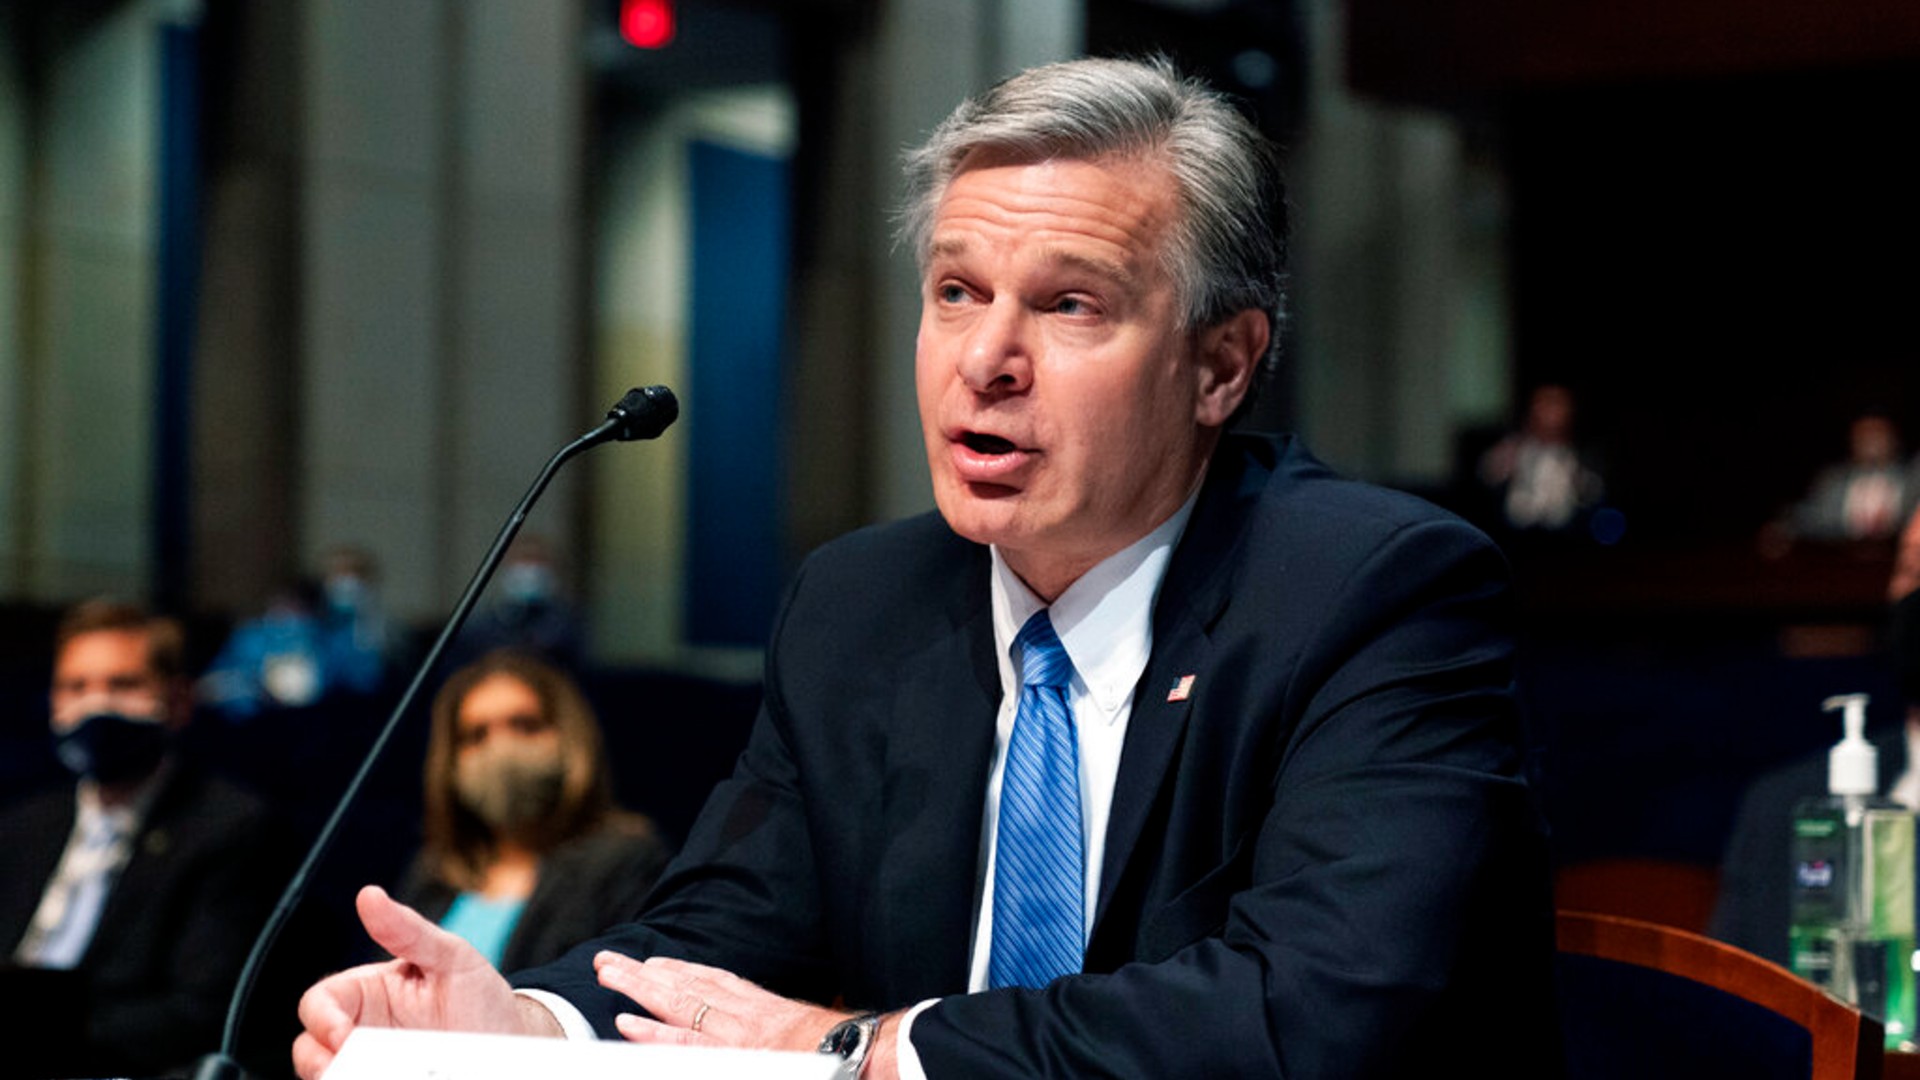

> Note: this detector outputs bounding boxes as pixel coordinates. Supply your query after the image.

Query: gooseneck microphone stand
[193,386,677,1080]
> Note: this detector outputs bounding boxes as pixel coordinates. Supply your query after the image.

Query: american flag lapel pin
[1167,674,1196,702]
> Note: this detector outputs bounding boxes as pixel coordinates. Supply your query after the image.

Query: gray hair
[900,55,1288,399]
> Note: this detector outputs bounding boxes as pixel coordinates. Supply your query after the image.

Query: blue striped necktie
[989,609,1084,989]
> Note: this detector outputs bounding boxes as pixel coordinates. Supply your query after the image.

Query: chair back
[1557,909,1882,1080]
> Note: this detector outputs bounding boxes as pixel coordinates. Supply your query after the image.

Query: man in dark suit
[0,599,281,1078]
[293,56,1555,1079]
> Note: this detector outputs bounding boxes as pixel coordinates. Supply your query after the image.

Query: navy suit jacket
[515,434,1558,1076]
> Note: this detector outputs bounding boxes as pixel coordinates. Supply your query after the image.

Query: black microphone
[603,384,678,442]
[194,387,678,1080]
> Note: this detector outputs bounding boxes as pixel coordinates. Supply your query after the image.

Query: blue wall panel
[685,140,789,647]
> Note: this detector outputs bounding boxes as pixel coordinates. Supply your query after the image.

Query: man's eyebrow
[925,238,1137,290]
[1036,246,1135,288]
[927,237,969,263]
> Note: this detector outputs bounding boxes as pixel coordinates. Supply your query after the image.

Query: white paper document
[323,1026,841,1080]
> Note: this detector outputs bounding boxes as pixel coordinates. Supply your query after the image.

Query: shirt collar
[989,490,1200,716]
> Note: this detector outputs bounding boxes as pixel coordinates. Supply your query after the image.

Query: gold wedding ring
[691,1001,712,1032]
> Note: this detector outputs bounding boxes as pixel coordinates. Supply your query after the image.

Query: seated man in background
[0,599,282,1078]
[295,56,1555,1079]
[1789,413,1915,543]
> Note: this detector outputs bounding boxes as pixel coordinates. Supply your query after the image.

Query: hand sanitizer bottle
[1789,693,1917,1049]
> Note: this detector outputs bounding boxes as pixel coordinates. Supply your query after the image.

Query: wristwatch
[818,1011,881,1077]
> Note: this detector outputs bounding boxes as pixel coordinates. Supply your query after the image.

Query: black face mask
[1893,589,1920,703]
[54,711,170,785]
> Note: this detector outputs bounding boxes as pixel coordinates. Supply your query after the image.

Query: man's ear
[1193,308,1269,428]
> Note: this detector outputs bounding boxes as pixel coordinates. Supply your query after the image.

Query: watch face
[824,1021,859,1057]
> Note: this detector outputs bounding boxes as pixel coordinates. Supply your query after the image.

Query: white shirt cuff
[892,998,941,1080]
[514,988,598,1041]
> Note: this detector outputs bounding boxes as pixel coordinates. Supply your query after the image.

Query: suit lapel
[875,546,999,998]
[1094,439,1267,927]
[88,767,190,962]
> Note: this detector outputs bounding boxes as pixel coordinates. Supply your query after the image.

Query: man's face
[915,155,1261,598]
[50,629,176,733]
[1853,417,1899,466]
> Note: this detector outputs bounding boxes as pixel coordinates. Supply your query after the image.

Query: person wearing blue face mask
[450,534,586,671]
[0,599,282,1078]
[201,546,393,721]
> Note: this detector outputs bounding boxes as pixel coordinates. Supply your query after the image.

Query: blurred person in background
[200,545,393,719]
[1478,383,1606,536]
[0,599,282,1078]
[316,544,395,688]
[1789,413,1914,542]
[450,535,586,671]
[395,649,670,969]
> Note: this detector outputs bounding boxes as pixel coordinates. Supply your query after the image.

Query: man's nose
[956,299,1033,395]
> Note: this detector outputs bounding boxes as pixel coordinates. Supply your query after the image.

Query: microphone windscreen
[609,385,678,441]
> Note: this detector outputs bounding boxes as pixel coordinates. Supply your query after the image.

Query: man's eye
[936,283,968,303]
[1053,296,1092,316]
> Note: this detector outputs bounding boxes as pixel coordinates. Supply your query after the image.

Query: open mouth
[961,432,1017,455]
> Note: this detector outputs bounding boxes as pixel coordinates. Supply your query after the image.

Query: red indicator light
[620,0,675,49]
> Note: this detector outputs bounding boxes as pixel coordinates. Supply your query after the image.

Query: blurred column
[437,1,583,609]
[1291,0,1511,487]
[14,5,161,601]
[298,0,582,620]
[590,90,793,666]
[0,9,26,595]
[299,1,448,619]
[191,0,302,612]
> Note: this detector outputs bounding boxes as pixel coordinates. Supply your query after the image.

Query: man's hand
[594,953,841,1051]
[595,952,902,1077]
[291,885,560,1079]
[595,954,904,1079]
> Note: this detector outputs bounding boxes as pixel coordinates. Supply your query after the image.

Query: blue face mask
[55,711,170,785]
[325,574,367,614]
[500,563,556,606]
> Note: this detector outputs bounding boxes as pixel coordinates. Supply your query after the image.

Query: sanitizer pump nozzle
[1825,693,1876,799]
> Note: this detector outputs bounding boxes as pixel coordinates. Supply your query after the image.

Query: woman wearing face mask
[395,650,670,969]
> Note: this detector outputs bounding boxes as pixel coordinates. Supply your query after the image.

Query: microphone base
[191,1051,249,1080]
